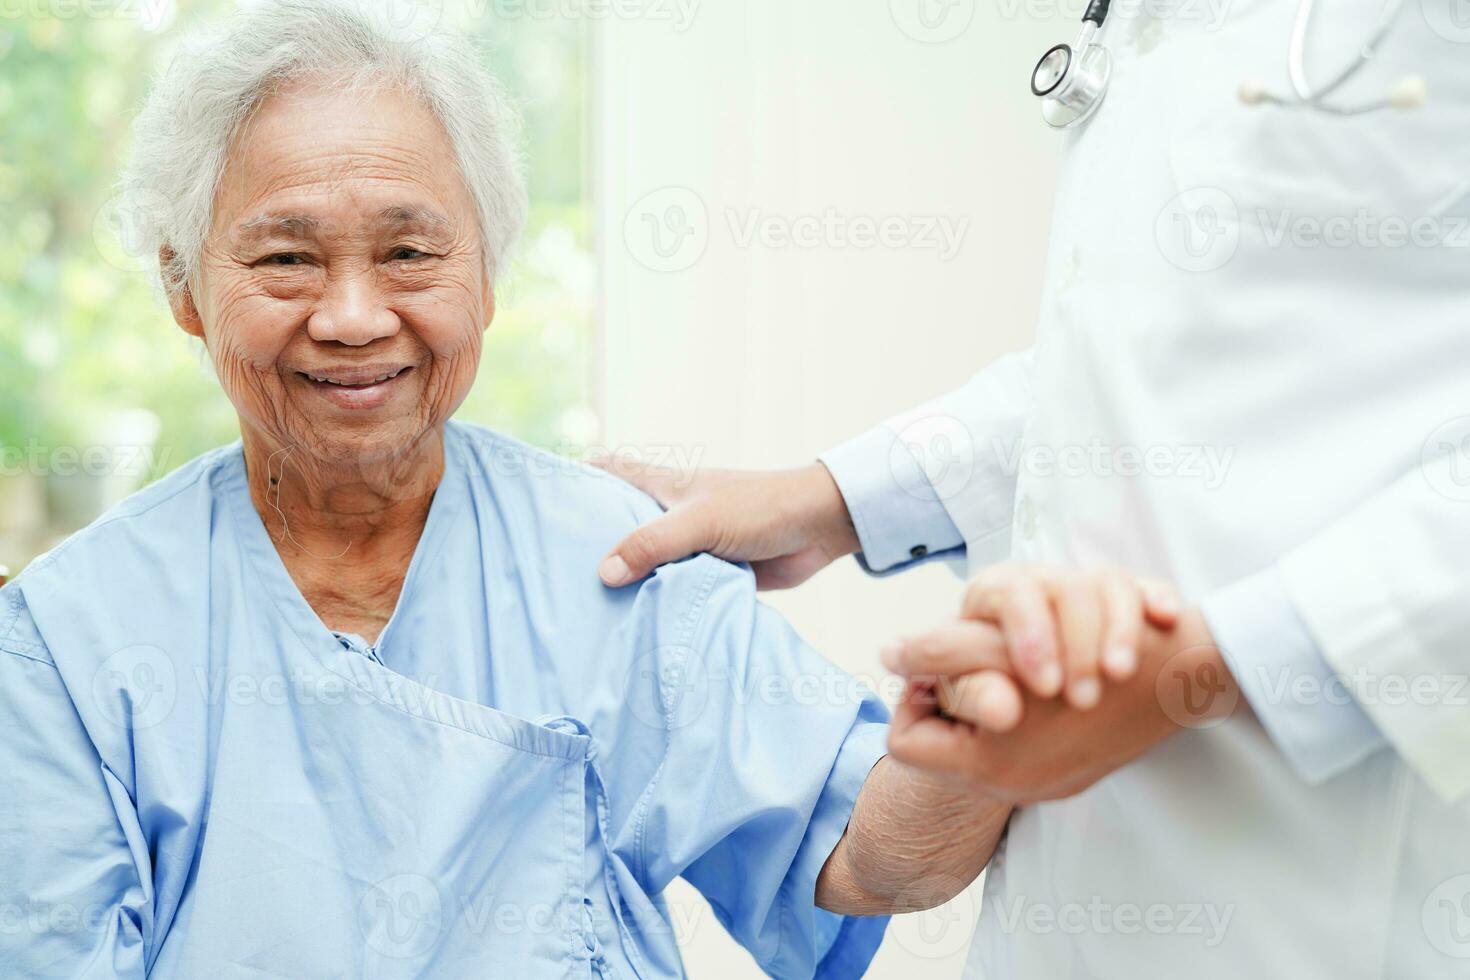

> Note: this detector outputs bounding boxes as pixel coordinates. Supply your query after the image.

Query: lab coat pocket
[1164,5,1470,227]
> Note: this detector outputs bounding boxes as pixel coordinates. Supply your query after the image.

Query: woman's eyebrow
[231,207,452,245]
[234,212,320,243]
[377,205,453,234]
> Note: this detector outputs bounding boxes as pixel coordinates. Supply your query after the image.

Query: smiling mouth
[296,366,413,388]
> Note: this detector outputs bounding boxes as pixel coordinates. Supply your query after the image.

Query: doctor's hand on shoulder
[591,459,859,590]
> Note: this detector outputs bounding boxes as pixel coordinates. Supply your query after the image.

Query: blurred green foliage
[0,1,595,564]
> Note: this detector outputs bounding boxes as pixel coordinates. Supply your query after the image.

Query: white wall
[594,1,1062,975]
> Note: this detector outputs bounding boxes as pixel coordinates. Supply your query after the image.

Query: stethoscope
[1031,0,1428,130]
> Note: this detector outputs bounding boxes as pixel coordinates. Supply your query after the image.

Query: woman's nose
[306,274,400,346]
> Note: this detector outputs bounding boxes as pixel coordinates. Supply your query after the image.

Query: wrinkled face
[184,79,492,466]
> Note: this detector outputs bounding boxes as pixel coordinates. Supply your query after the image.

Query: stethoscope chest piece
[1034,42,1113,129]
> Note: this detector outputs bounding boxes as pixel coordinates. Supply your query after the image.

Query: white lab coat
[890,3,1470,976]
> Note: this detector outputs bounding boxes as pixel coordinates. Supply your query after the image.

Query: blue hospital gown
[0,421,889,979]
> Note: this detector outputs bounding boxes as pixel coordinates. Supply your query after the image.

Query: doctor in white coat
[595,1,1470,976]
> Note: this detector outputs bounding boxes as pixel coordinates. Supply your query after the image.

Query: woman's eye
[389,247,429,261]
[261,253,306,266]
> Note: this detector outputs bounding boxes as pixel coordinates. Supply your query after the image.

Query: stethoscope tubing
[1288,0,1410,108]
[1035,0,1416,125]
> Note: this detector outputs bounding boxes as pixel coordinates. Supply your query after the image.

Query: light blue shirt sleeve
[0,586,150,979]
[1201,565,1387,784]
[819,425,966,574]
[615,555,891,979]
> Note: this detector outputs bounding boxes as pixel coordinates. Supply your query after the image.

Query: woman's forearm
[815,755,1013,915]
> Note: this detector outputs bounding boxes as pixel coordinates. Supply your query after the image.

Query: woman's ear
[161,247,205,339]
[482,281,496,333]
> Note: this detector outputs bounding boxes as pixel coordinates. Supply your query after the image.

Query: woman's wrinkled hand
[880,619,1027,733]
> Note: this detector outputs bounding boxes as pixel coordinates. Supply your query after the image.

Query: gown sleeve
[616,557,891,979]
[0,587,151,979]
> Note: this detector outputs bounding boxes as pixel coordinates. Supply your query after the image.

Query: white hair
[120,0,527,296]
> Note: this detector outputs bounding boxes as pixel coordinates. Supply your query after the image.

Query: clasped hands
[883,563,1238,804]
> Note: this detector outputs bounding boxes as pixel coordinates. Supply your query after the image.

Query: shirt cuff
[819,426,966,574]
[1202,566,1387,785]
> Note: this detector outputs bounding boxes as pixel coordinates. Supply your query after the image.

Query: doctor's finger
[936,671,1025,733]
[1099,570,1143,682]
[982,580,1063,699]
[1052,574,1104,709]
[880,619,1010,677]
[1136,576,1181,628]
[599,509,712,587]
[959,564,1022,620]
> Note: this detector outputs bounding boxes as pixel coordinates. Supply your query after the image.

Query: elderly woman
[0,2,1005,977]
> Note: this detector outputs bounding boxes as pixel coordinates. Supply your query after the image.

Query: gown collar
[220,424,466,664]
